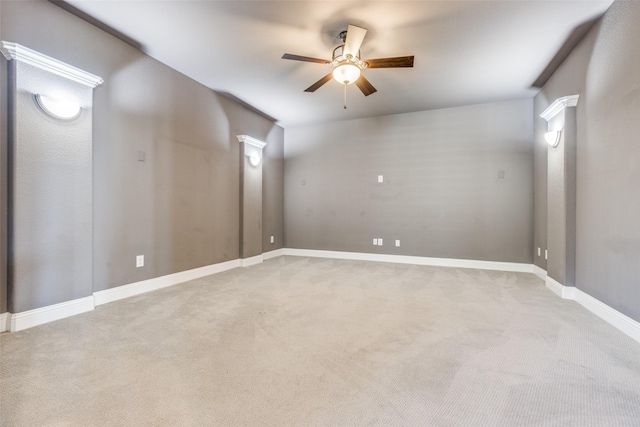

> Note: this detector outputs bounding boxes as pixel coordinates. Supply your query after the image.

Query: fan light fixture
[35,94,81,120]
[545,130,561,147]
[332,63,361,85]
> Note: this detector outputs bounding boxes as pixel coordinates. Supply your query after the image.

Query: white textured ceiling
[64,0,613,128]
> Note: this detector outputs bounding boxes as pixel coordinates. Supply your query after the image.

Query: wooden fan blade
[343,25,367,58]
[304,73,333,92]
[365,56,414,68]
[355,75,377,96]
[282,53,330,64]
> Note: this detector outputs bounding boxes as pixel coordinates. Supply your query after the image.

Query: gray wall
[240,147,263,259]
[546,109,577,287]
[263,128,285,253]
[0,54,7,314]
[534,0,640,321]
[285,99,534,263]
[533,95,548,271]
[1,0,284,310]
[9,62,94,313]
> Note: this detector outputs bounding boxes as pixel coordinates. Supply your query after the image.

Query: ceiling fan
[282,24,414,107]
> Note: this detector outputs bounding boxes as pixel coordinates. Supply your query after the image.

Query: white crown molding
[93,258,241,306]
[237,135,266,150]
[283,248,534,273]
[0,41,103,88]
[237,135,266,162]
[540,95,579,122]
[0,312,10,333]
[10,296,95,332]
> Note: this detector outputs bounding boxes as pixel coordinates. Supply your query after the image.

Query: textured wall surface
[285,99,534,263]
[262,127,285,253]
[0,56,7,313]
[240,150,263,259]
[546,110,577,287]
[532,96,548,270]
[535,0,640,321]
[1,0,284,304]
[10,62,94,312]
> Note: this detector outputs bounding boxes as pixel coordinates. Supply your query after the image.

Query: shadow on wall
[92,54,283,294]
[531,17,599,88]
[93,56,239,292]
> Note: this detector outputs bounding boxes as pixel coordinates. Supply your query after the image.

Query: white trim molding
[0,42,104,88]
[10,296,95,332]
[545,277,640,344]
[263,248,285,260]
[545,276,576,299]
[574,288,640,344]
[240,254,263,267]
[94,259,241,306]
[533,265,547,281]
[1,312,10,333]
[237,135,266,164]
[540,95,580,121]
[282,248,533,273]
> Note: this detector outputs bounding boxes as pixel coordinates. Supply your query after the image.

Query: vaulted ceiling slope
[62,0,613,128]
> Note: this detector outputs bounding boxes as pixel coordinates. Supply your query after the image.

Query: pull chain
[343,84,347,109]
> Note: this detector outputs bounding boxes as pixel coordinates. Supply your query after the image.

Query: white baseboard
[6,250,638,346]
[240,254,263,267]
[93,258,241,306]
[574,288,640,344]
[282,248,533,273]
[9,296,95,332]
[263,248,285,260]
[533,265,547,281]
[545,276,576,299]
[1,312,10,332]
[545,276,640,344]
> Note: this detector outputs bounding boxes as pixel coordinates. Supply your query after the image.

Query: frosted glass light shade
[248,154,261,166]
[35,94,81,120]
[545,130,561,147]
[332,63,361,85]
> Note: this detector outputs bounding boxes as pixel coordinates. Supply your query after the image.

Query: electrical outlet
[395,240,400,247]
[373,238,378,246]
[270,235,274,244]
[378,175,384,183]
[136,255,144,268]
[378,238,383,246]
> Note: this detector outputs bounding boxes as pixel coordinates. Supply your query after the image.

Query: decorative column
[1,42,103,330]
[237,135,266,267]
[540,95,578,298]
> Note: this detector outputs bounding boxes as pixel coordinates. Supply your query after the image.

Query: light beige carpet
[1,256,640,426]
